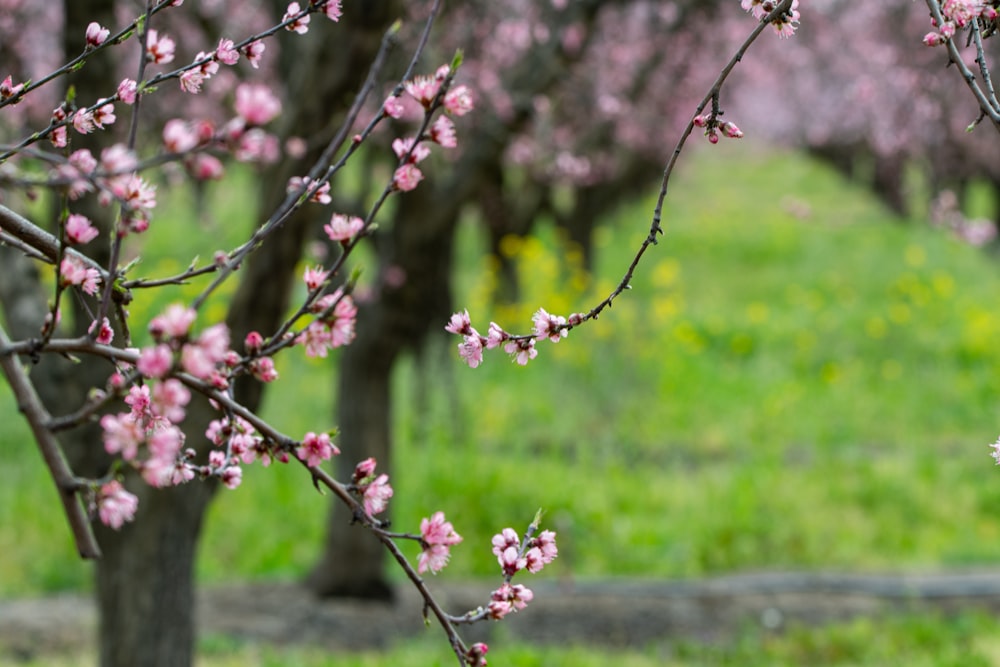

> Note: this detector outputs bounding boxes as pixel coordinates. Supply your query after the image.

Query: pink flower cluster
[384,65,474,192]
[206,414,284,468]
[49,143,156,233]
[445,308,578,368]
[486,527,558,619]
[296,286,357,357]
[100,381,193,489]
[282,0,342,34]
[693,113,744,144]
[351,457,394,516]
[741,0,800,38]
[418,511,463,574]
[59,255,100,295]
[93,480,138,530]
[990,435,1000,465]
[924,0,998,46]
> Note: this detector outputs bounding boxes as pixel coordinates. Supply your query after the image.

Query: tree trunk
[308,180,461,599]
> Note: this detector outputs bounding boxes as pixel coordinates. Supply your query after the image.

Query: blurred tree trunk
[307,0,609,598]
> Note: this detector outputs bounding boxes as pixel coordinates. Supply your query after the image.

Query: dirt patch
[5,570,1000,660]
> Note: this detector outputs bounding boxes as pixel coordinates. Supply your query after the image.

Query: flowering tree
[2,0,996,666]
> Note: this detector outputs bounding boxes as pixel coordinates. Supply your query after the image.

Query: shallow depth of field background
[4,140,1000,665]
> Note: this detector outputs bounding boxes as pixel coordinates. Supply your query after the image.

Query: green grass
[5,142,1000,661]
[7,611,1000,666]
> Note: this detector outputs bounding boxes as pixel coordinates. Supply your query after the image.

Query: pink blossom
[194,51,220,79]
[96,481,138,530]
[329,299,357,347]
[118,174,157,219]
[146,29,176,65]
[220,465,243,489]
[771,0,800,38]
[324,0,343,21]
[297,321,333,357]
[152,378,190,423]
[163,119,199,153]
[503,338,537,365]
[486,322,507,349]
[235,83,282,126]
[458,334,485,368]
[466,643,488,667]
[303,265,329,290]
[418,544,452,575]
[324,213,364,242]
[923,31,945,46]
[297,431,340,467]
[179,69,205,94]
[287,176,332,204]
[117,79,138,104]
[88,316,114,345]
[418,511,463,574]
[942,0,979,27]
[85,22,109,47]
[534,529,558,564]
[245,331,264,353]
[124,385,151,417]
[444,85,474,116]
[404,75,440,108]
[72,110,96,134]
[69,148,97,174]
[393,163,423,192]
[150,303,196,340]
[430,115,457,148]
[92,101,115,129]
[59,256,100,295]
[488,583,533,619]
[283,2,311,34]
[100,143,138,174]
[392,137,431,163]
[353,457,377,484]
[741,0,767,20]
[215,38,240,65]
[234,128,280,162]
[445,310,473,335]
[991,436,1000,465]
[383,95,404,119]
[491,527,520,557]
[188,153,224,180]
[1,75,24,102]
[137,344,174,378]
[65,213,98,244]
[498,544,526,575]
[244,40,265,68]
[722,122,743,139]
[250,356,279,383]
[362,474,393,515]
[532,308,568,342]
[100,412,144,460]
[421,511,463,546]
[51,126,68,148]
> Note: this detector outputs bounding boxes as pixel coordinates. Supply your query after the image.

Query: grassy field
[4,140,1000,663]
